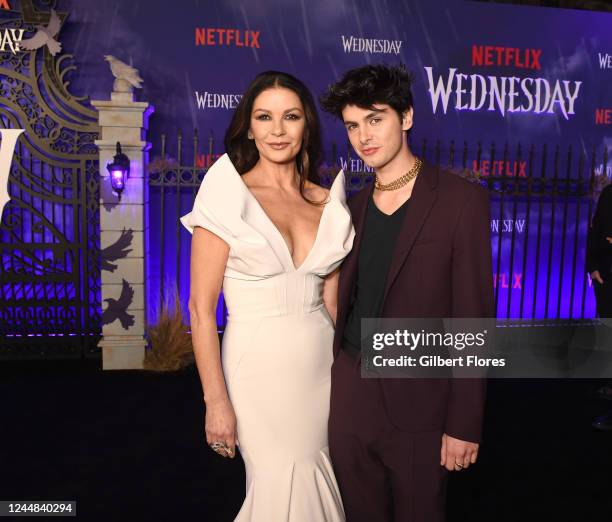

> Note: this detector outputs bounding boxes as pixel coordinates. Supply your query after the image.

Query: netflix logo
[472,45,542,70]
[493,272,523,290]
[595,109,612,125]
[196,153,223,168]
[195,28,260,48]
[473,160,527,177]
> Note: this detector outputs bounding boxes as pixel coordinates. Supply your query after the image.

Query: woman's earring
[247,131,253,139]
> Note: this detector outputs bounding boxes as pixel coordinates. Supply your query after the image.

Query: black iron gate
[148,130,608,328]
[0,6,101,358]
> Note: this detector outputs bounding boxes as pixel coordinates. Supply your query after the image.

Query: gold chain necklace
[374,157,423,191]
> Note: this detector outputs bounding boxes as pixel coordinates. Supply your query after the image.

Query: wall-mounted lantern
[106,141,130,200]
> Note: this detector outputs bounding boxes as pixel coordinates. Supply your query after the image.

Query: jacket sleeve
[445,185,494,443]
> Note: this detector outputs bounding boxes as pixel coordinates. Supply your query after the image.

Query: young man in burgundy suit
[321,64,495,521]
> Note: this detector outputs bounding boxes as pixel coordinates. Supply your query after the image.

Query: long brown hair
[224,71,324,205]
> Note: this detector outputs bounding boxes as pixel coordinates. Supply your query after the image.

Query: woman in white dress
[180,71,355,521]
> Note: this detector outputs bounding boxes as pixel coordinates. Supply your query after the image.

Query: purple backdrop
[2,0,611,323]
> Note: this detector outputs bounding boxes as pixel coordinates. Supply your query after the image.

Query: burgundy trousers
[329,348,448,522]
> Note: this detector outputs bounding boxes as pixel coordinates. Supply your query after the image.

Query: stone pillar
[92,90,153,370]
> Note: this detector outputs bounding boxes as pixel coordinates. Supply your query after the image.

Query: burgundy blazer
[334,161,495,443]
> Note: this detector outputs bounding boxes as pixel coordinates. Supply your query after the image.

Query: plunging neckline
[233,168,331,272]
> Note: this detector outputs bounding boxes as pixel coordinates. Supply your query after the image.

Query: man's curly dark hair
[320,63,415,122]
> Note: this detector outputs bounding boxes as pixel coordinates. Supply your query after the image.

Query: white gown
[180,154,355,521]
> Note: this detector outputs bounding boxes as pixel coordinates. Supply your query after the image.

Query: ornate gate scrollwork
[0,1,101,358]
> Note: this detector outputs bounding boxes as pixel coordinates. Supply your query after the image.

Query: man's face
[341,103,413,169]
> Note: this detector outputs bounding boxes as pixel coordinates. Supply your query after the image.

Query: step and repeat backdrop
[48,0,609,145]
[2,0,611,323]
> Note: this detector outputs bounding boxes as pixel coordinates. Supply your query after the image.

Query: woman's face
[249,87,306,165]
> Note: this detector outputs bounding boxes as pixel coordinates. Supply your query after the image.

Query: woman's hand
[591,270,604,285]
[205,397,238,458]
[189,226,236,459]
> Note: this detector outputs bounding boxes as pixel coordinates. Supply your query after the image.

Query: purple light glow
[109,168,127,190]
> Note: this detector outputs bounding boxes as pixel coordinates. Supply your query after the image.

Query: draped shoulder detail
[306,170,355,277]
[180,154,285,280]
[180,155,355,279]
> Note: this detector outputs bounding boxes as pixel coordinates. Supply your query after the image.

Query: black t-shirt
[342,193,410,352]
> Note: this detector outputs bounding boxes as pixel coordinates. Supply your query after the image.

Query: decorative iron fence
[0,33,101,358]
[147,129,610,328]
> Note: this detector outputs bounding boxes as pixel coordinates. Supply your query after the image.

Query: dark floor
[1,359,611,522]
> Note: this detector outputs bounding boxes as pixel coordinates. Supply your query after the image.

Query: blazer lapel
[382,161,439,302]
